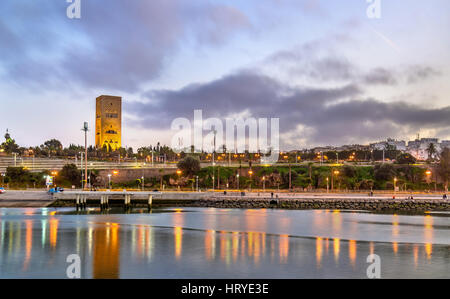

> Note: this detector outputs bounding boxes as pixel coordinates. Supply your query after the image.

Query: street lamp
[236,173,240,190]
[262,176,266,192]
[326,177,329,193]
[176,169,182,191]
[248,170,253,192]
[425,170,432,192]
[394,177,398,194]
[332,170,340,191]
[107,174,112,190]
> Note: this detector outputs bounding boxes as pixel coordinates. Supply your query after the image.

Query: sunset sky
[1,0,449,150]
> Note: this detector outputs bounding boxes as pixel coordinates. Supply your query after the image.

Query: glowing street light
[176,170,182,191]
[332,170,340,191]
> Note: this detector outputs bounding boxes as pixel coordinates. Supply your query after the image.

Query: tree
[437,148,450,191]
[342,165,356,178]
[59,164,82,187]
[6,167,30,183]
[374,164,396,182]
[427,143,437,161]
[1,130,19,154]
[396,153,416,165]
[1,139,19,154]
[42,139,63,157]
[177,156,201,177]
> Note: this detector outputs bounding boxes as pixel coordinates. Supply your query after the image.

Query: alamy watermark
[66,254,81,278]
[366,0,382,19]
[366,254,381,279]
[170,110,280,164]
[66,0,81,19]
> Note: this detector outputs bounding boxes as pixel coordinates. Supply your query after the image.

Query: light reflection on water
[0,207,449,279]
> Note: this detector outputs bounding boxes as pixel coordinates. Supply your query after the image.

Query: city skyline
[1,0,449,150]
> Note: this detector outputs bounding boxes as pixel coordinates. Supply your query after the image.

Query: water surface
[0,207,449,278]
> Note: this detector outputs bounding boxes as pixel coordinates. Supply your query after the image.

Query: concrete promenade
[0,189,448,209]
[0,190,54,207]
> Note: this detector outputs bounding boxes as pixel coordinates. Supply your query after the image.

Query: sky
[0,0,449,151]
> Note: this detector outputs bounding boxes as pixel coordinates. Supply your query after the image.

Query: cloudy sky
[1,0,449,150]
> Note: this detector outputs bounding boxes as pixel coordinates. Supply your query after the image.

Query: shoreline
[1,190,449,211]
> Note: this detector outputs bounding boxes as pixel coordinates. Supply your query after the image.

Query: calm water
[0,207,449,279]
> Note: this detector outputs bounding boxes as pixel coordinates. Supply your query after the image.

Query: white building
[370,138,406,151]
[441,140,450,149]
[407,138,441,160]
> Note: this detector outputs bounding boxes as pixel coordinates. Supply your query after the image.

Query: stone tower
[95,95,122,151]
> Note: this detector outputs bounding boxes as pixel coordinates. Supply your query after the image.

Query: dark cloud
[0,0,252,92]
[363,68,398,85]
[128,71,450,148]
[406,65,441,84]
[265,43,442,87]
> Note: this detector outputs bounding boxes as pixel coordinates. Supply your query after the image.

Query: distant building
[406,138,440,160]
[370,138,406,151]
[441,140,450,149]
[95,95,122,151]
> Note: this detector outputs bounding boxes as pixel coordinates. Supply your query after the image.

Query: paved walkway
[0,190,54,207]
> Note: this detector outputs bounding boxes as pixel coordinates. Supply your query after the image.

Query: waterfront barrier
[197,196,450,212]
[51,191,450,212]
[52,191,211,209]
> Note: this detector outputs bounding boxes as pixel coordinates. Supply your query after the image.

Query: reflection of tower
[93,224,120,279]
[95,95,122,151]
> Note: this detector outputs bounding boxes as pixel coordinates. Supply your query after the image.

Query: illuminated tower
[95,95,122,151]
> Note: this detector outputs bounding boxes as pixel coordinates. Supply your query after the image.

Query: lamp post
[108,174,112,190]
[236,173,240,191]
[262,176,266,192]
[176,169,182,191]
[426,170,432,192]
[142,164,145,191]
[332,170,339,191]
[289,162,292,192]
[79,152,84,189]
[82,122,89,190]
[326,177,329,193]
[248,170,253,192]
[394,177,398,195]
[196,175,199,192]
[217,166,220,190]
[334,170,340,191]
